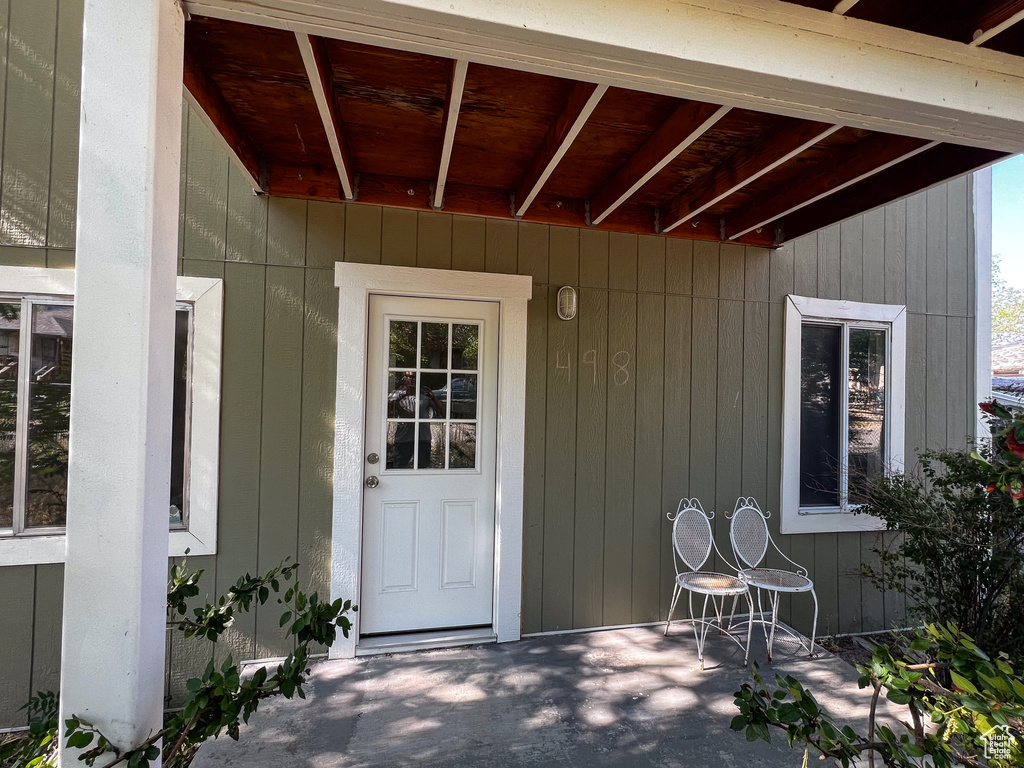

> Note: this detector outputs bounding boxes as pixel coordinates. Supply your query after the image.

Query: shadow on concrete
[191,623,891,768]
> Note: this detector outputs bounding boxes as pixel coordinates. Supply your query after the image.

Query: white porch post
[58,0,184,762]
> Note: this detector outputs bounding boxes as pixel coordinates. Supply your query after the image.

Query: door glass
[386,318,480,471]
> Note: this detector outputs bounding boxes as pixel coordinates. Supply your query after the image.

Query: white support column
[59,0,184,762]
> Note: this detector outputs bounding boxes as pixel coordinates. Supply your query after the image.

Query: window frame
[0,267,222,565]
[781,295,906,534]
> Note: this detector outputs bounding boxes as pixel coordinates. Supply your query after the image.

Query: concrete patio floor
[193,623,890,767]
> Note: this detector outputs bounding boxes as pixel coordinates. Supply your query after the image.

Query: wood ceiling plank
[183,40,264,191]
[513,81,607,218]
[723,133,939,241]
[434,59,469,210]
[296,33,356,200]
[589,101,731,226]
[782,144,1009,241]
[660,120,840,232]
[970,1,1024,46]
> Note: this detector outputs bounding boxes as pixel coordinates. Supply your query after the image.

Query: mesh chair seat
[740,567,812,592]
[677,571,748,596]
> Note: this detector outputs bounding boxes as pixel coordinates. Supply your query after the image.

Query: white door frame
[331,262,532,658]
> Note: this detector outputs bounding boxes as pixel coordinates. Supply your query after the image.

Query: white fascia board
[185,0,1024,152]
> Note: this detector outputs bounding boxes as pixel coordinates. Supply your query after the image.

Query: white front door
[360,294,499,635]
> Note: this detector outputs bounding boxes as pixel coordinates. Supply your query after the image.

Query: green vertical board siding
[884,200,907,305]
[305,200,344,269]
[255,265,305,658]
[485,218,517,275]
[926,185,948,315]
[226,165,269,263]
[0,0,57,247]
[0,566,34,724]
[573,286,607,628]
[451,216,485,272]
[183,110,229,262]
[381,207,417,267]
[926,314,948,451]
[665,239,692,295]
[522,292,547,634]
[661,294,691,616]
[947,316,969,450]
[267,197,307,267]
[840,218,864,302]
[714,299,742,573]
[603,289,636,625]
[862,209,885,304]
[817,225,841,299]
[906,192,928,314]
[344,205,382,264]
[30,564,63,695]
[213,262,266,663]
[46,0,82,249]
[416,211,451,269]
[518,221,548,283]
[632,292,664,623]
[298,268,338,648]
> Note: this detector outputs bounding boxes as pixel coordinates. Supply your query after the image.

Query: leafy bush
[732,623,1024,767]
[0,558,355,768]
[857,447,1024,663]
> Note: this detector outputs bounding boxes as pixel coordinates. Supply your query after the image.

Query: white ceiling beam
[295,32,356,200]
[434,59,468,210]
[184,0,1024,153]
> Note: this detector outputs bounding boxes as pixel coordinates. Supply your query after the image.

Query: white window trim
[0,267,222,566]
[781,294,906,534]
[331,262,531,659]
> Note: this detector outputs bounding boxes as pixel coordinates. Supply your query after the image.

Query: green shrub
[0,558,355,768]
[858,447,1024,663]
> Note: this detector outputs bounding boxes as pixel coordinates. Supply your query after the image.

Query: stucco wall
[0,0,979,726]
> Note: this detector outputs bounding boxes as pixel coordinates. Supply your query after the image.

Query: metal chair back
[728,497,769,570]
[668,498,714,573]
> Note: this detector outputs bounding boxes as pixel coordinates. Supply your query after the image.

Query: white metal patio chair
[726,497,818,662]
[665,498,753,670]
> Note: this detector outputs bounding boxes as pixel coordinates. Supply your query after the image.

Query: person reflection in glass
[388,370,443,468]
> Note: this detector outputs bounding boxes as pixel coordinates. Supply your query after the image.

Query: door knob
[365,476,379,489]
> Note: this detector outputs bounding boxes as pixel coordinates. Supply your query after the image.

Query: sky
[993,155,1024,288]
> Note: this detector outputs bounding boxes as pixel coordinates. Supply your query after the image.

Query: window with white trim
[781,295,906,534]
[0,267,222,564]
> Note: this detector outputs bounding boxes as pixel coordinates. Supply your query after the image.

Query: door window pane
[848,328,886,503]
[0,302,19,527]
[449,423,476,469]
[800,324,841,507]
[420,323,448,369]
[452,324,479,370]
[418,372,447,419]
[389,321,417,368]
[385,318,480,471]
[26,304,73,528]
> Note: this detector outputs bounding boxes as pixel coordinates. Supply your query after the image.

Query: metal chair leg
[665,583,682,636]
[808,587,819,659]
[694,593,711,670]
[743,591,754,666]
[767,590,781,664]
[726,593,738,632]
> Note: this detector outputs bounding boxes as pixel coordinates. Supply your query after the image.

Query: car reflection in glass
[433,376,477,419]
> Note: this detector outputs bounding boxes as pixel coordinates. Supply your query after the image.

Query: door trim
[331,262,532,659]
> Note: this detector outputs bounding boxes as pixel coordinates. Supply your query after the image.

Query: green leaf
[885,689,912,706]
[950,671,979,695]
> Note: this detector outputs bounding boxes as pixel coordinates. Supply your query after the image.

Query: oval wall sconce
[557,285,578,320]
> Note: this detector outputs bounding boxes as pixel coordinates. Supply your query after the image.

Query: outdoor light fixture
[557,285,578,320]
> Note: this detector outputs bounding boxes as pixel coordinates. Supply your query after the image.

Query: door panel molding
[331,263,532,658]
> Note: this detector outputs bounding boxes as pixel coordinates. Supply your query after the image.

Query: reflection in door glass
[386,318,480,471]
[452,324,479,370]
[449,423,476,469]
[389,321,417,368]
[420,323,448,369]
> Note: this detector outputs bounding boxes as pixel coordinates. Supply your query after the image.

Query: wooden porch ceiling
[184,15,1009,248]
